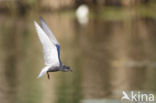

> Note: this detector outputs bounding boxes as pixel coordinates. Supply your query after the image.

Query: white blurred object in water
[76,4,89,25]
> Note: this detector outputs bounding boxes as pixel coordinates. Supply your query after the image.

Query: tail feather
[37,66,49,78]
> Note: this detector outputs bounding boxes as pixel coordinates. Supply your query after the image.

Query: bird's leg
[47,72,50,80]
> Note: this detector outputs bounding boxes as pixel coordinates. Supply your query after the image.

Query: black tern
[34,17,72,79]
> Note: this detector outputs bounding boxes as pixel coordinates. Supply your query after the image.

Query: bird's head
[62,65,72,72]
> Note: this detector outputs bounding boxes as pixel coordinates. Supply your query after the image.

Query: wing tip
[34,21,38,26]
[39,16,44,22]
[39,16,47,28]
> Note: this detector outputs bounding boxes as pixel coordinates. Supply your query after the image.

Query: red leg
[47,72,50,80]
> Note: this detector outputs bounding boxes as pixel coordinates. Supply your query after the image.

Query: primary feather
[39,17,62,65]
[39,17,59,45]
[34,21,60,78]
[34,21,60,65]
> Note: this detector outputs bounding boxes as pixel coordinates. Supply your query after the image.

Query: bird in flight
[34,17,72,79]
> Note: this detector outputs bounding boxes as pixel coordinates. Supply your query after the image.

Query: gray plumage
[34,17,72,79]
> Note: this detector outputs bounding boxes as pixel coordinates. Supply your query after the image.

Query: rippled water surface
[0,7,156,103]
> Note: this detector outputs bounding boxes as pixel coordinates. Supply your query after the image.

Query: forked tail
[37,66,50,78]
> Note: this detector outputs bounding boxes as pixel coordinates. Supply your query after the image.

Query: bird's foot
[47,72,50,80]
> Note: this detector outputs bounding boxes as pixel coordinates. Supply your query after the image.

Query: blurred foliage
[0,0,156,14]
[0,0,38,15]
[90,4,156,21]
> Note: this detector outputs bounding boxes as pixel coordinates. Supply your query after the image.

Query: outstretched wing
[39,17,59,45]
[39,17,62,64]
[34,21,60,66]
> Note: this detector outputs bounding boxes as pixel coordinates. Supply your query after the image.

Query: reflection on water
[0,7,156,103]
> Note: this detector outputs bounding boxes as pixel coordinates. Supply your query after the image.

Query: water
[0,6,156,103]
